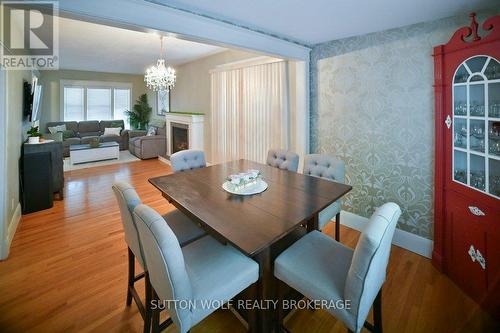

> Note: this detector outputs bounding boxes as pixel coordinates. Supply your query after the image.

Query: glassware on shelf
[470,154,485,191]
[454,102,467,115]
[470,120,485,153]
[490,101,500,118]
[454,169,467,184]
[489,159,500,197]
[454,150,467,184]
[453,118,467,149]
[453,86,467,116]
[470,102,485,117]
[451,56,500,198]
[490,141,500,156]
[469,85,485,117]
[489,121,500,156]
[489,83,500,118]
[470,171,486,191]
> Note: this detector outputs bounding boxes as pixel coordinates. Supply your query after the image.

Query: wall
[167,49,260,160]
[38,70,147,130]
[5,69,31,234]
[310,8,500,240]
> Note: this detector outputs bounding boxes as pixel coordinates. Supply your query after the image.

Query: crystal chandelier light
[144,36,176,92]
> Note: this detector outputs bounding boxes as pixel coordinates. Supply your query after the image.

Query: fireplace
[164,113,204,158]
[171,123,189,154]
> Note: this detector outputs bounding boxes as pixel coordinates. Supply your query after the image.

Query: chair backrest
[266,149,299,172]
[303,154,345,183]
[170,149,206,173]
[344,202,401,332]
[111,181,145,268]
[134,204,193,333]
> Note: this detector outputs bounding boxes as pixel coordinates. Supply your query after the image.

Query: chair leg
[335,212,341,241]
[144,272,152,333]
[373,290,383,333]
[275,280,284,333]
[127,247,135,306]
[275,280,291,333]
[151,290,160,333]
[246,282,258,333]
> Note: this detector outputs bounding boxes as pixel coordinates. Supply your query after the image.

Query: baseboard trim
[340,211,433,258]
[158,155,170,165]
[1,203,21,260]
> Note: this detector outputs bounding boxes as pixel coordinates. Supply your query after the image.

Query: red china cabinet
[433,13,500,316]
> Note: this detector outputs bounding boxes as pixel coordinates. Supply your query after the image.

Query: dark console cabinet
[20,152,53,213]
[21,141,64,214]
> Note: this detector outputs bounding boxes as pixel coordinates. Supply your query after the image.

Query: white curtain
[210,60,289,164]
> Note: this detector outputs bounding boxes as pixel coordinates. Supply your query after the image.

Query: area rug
[64,150,140,171]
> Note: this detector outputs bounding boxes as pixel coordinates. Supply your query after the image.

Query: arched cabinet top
[453,55,500,83]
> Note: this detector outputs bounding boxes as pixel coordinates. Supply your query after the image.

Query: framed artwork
[157,90,170,115]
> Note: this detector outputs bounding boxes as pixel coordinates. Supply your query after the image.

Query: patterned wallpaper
[310,8,500,239]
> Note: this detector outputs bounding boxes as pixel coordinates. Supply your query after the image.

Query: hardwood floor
[0,159,498,333]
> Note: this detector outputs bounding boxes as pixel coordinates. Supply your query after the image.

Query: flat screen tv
[22,78,42,122]
[32,82,42,122]
[22,81,32,119]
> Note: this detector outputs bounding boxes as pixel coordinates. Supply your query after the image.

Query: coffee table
[69,142,119,165]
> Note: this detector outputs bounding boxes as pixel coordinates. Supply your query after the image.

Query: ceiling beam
[56,0,311,61]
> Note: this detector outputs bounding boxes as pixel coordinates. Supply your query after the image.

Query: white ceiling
[149,0,499,45]
[58,17,226,74]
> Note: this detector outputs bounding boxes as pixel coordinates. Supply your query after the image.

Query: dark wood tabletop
[149,159,352,256]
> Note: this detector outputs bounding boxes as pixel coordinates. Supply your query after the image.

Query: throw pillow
[48,124,66,134]
[103,127,122,136]
[62,130,76,139]
[146,126,156,136]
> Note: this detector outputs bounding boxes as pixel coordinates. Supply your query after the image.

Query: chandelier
[144,36,176,92]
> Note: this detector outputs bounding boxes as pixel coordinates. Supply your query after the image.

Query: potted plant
[26,126,42,144]
[125,93,152,130]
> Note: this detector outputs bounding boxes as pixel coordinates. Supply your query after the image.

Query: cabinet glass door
[452,56,500,199]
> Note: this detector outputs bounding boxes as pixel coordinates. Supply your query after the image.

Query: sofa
[45,120,130,157]
[129,126,167,159]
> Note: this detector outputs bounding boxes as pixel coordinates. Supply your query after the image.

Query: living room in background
[60,80,132,128]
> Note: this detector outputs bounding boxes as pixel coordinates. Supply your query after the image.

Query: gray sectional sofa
[45,120,131,157]
[128,126,166,159]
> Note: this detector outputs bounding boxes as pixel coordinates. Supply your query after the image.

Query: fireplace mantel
[165,113,204,157]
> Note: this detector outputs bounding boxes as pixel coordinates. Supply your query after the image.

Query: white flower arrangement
[226,169,261,191]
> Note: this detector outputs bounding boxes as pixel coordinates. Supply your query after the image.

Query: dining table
[149,159,352,333]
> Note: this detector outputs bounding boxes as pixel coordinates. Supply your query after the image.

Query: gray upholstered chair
[133,204,259,333]
[111,182,205,333]
[170,149,206,172]
[266,149,299,172]
[274,202,401,333]
[303,154,345,240]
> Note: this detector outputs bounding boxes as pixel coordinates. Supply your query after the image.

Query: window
[114,89,131,128]
[87,88,111,120]
[61,80,132,128]
[63,87,84,121]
